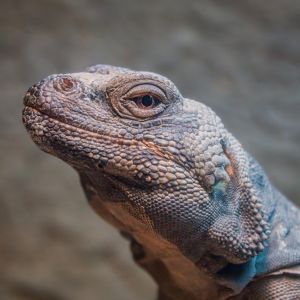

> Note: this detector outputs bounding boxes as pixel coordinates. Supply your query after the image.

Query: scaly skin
[22,65,300,299]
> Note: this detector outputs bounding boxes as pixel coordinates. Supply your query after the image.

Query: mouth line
[23,106,190,173]
[24,105,143,145]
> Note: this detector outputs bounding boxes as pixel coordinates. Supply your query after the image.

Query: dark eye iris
[134,95,160,109]
[142,95,154,107]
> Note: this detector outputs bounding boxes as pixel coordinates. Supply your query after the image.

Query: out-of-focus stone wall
[0,0,299,299]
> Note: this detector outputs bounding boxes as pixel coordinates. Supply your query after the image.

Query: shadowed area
[0,0,299,299]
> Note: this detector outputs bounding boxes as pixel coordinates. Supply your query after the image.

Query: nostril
[62,78,74,90]
[53,76,78,93]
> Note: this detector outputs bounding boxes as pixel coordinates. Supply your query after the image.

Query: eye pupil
[141,95,154,107]
[131,94,161,110]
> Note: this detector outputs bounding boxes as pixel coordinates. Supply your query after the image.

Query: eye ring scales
[108,81,171,120]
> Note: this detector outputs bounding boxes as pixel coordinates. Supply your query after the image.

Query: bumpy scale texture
[23,65,300,300]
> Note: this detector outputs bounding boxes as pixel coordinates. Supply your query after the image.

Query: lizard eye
[109,82,172,120]
[132,95,161,110]
[119,84,168,119]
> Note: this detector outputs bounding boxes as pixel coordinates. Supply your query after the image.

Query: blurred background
[0,0,299,299]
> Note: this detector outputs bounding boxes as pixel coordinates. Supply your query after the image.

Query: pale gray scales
[23,65,300,299]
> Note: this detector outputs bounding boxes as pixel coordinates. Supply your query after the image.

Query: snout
[23,75,66,116]
[23,81,45,109]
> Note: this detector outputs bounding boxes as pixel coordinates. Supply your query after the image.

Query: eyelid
[124,84,167,103]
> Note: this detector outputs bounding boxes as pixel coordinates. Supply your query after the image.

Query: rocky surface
[0,0,299,299]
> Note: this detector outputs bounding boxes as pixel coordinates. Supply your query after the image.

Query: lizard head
[23,64,270,272]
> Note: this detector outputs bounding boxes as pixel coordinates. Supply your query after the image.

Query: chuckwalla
[23,65,300,299]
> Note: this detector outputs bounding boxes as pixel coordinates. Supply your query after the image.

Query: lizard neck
[128,233,232,300]
[78,158,300,300]
[79,171,233,300]
[213,157,300,295]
